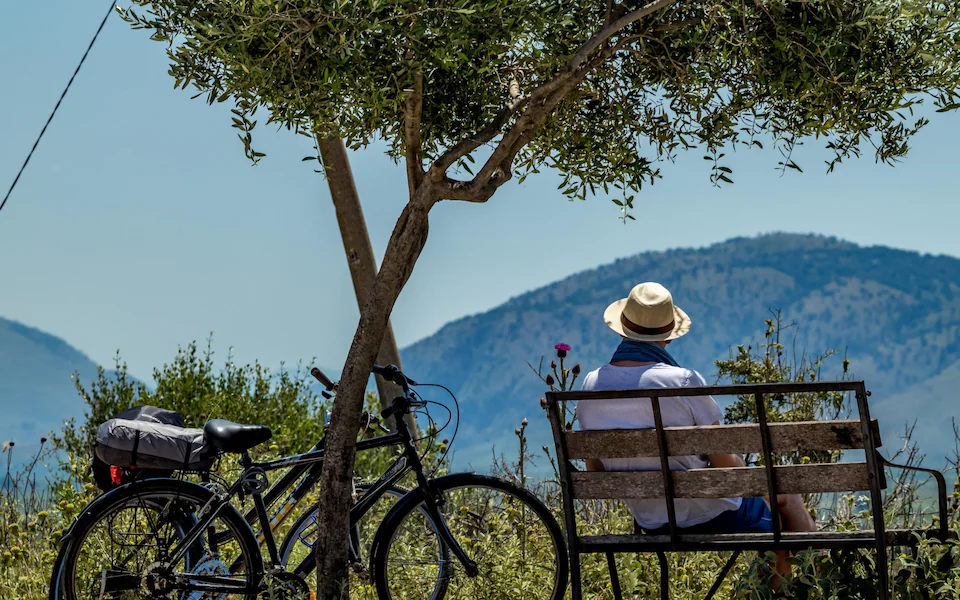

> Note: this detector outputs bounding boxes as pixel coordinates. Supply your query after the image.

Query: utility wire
[0,0,117,216]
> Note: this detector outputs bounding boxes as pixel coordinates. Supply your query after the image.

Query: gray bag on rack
[96,417,217,471]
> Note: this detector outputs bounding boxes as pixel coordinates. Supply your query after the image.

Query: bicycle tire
[279,483,408,570]
[49,491,202,600]
[58,478,262,600]
[280,483,450,598]
[370,473,568,600]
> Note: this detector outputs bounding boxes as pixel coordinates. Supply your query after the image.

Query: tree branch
[569,0,678,69]
[404,72,425,196]
[429,94,528,179]
[435,0,676,203]
[652,17,701,32]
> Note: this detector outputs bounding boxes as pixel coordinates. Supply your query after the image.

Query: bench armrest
[879,452,949,541]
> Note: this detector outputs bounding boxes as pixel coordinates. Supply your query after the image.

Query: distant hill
[0,318,101,459]
[401,233,960,468]
[3,233,958,473]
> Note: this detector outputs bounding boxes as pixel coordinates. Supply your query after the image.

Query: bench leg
[570,549,582,600]
[657,551,669,600]
[877,546,890,600]
[605,552,623,600]
[704,550,741,600]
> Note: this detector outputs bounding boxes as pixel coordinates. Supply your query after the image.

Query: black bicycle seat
[203,419,273,453]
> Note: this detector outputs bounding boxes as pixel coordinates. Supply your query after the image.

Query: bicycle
[49,368,408,600]
[54,364,568,599]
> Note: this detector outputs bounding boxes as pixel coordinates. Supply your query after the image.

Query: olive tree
[119,0,960,595]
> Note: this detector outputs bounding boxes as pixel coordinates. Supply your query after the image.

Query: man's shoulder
[645,365,707,387]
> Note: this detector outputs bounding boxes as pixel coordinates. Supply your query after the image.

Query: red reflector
[110,465,123,486]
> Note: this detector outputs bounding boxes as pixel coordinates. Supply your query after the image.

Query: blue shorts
[643,497,774,535]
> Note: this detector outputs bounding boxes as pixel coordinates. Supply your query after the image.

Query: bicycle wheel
[279,484,420,598]
[370,473,568,600]
[59,478,261,600]
[49,498,200,600]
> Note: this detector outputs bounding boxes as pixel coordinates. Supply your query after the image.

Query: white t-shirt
[575,363,741,529]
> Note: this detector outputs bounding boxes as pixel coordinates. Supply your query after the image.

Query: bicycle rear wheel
[279,483,411,597]
[58,478,261,600]
[370,473,568,600]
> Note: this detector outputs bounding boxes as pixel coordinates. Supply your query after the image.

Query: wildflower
[37,511,48,521]
[545,374,555,387]
[521,418,528,427]
[40,437,47,444]
[801,456,811,464]
[515,427,522,436]
[571,364,581,375]
[554,343,571,358]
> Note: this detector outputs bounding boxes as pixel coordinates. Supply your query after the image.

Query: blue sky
[3,1,960,382]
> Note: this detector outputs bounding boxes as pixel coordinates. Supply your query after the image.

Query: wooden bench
[543,381,950,600]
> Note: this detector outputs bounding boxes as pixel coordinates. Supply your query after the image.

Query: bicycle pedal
[349,562,369,579]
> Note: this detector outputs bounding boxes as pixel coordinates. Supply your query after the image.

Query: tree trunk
[317,136,412,432]
[315,186,434,600]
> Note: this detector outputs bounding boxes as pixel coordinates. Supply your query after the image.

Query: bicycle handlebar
[311,363,422,420]
[310,367,336,391]
[373,364,426,420]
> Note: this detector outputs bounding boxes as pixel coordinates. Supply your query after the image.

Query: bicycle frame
[162,409,477,595]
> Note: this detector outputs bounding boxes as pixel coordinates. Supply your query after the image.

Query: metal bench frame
[543,380,949,600]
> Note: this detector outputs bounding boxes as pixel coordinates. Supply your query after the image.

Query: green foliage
[717,310,851,468]
[118,0,960,203]
[56,339,326,464]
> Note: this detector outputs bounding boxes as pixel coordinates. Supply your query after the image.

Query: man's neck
[610,360,658,367]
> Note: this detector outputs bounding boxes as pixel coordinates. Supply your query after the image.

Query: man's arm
[706,420,746,468]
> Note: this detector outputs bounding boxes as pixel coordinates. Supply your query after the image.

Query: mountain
[400,233,960,469]
[0,318,102,460]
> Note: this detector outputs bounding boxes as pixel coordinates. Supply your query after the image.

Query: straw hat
[603,282,691,341]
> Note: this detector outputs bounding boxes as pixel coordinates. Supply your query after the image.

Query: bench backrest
[544,381,885,543]
[565,419,881,499]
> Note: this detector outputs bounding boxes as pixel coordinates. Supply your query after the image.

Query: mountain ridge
[400,233,960,466]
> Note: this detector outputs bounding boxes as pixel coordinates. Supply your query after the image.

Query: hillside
[0,318,102,457]
[401,233,960,467]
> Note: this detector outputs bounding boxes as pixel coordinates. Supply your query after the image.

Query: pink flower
[554,343,571,352]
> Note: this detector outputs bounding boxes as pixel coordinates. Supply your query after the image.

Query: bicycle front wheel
[370,473,568,600]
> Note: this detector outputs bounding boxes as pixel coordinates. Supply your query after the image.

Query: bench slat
[570,462,870,499]
[564,419,880,459]
[576,529,946,552]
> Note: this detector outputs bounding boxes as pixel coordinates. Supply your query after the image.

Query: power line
[0,0,117,216]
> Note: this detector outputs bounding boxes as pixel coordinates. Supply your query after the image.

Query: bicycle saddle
[203,419,273,453]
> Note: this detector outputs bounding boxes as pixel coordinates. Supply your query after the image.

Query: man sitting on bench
[576,282,817,576]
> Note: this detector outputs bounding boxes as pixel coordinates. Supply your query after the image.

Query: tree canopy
[124,0,960,212]
[119,2,960,596]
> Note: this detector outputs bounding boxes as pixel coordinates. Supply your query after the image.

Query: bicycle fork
[419,484,479,578]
